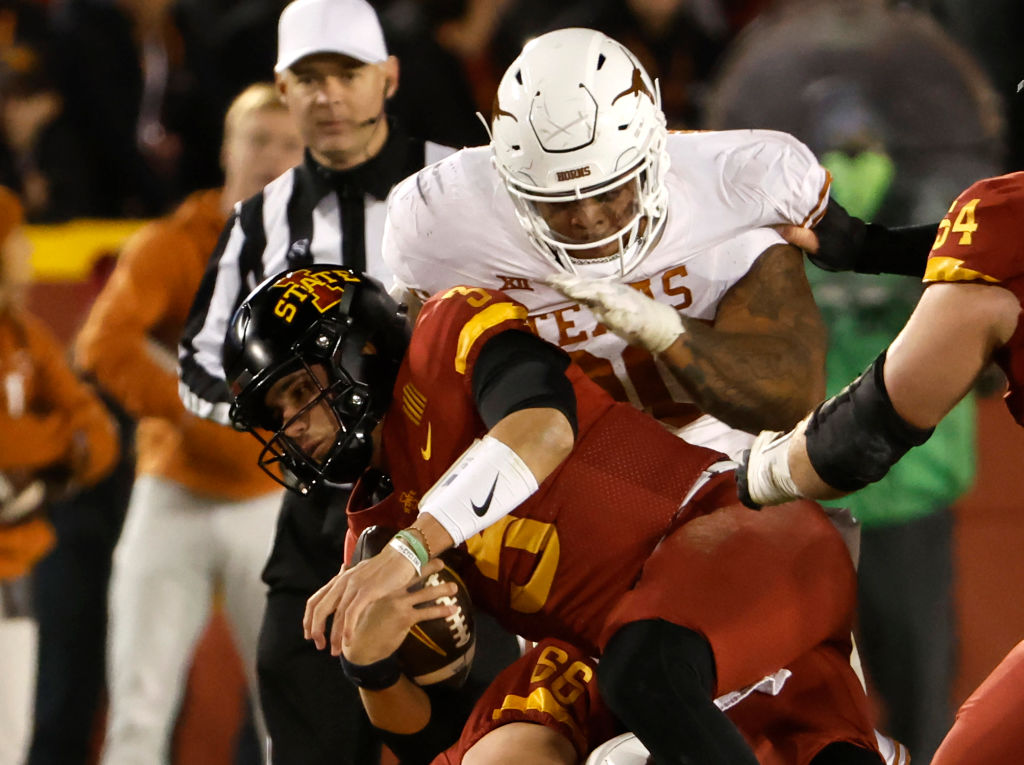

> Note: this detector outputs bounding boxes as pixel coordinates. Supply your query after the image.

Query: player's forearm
[415,408,571,550]
[662,323,826,434]
[786,424,848,500]
[367,681,472,765]
[739,421,848,509]
[410,514,455,561]
[359,678,432,735]
[486,407,574,483]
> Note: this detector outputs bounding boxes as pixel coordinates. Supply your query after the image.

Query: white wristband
[744,429,803,506]
[387,536,423,575]
[419,435,539,545]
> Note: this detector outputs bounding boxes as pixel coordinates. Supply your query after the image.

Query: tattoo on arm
[666,244,828,432]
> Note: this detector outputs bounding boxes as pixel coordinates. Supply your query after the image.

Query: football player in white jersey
[377,26,894,765]
[382,27,830,460]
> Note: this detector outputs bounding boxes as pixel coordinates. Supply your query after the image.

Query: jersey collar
[304,118,420,201]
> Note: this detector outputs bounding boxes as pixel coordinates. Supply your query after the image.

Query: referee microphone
[356,80,390,127]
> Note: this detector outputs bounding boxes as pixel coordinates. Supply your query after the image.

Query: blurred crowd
[0,0,1017,224]
[2,0,1024,764]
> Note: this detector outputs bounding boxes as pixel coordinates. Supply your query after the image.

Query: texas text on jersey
[383,130,828,456]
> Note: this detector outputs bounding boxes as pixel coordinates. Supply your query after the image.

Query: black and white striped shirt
[179,122,452,423]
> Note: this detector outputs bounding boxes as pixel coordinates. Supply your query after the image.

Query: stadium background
[25,220,1024,763]
[8,0,1024,760]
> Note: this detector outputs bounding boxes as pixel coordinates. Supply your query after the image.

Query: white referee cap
[275,0,388,73]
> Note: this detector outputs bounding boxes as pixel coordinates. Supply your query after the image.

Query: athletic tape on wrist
[418,435,539,545]
[744,429,803,506]
[586,287,683,354]
[630,297,685,354]
[388,536,423,575]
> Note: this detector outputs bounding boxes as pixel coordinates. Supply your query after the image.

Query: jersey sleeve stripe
[454,302,529,374]
[491,688,584,742]
[923,256,1001,284]
[801,169,832,228]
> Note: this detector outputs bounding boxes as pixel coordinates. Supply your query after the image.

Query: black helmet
[224,266,409,493]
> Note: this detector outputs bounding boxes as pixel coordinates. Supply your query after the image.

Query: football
[351,525,476,686]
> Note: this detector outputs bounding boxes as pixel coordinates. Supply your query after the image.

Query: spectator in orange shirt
[75,83,302,764]
[0,184,118,765]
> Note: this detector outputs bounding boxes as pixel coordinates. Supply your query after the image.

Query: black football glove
[807,199,868,273]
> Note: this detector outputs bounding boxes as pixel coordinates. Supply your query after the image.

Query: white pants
[101,475,281,765]
[0,617,36,765]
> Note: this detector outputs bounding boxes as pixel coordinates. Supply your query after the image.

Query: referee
[178,1,515,762]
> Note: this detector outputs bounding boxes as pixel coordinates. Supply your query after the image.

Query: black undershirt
[471,329,578,437]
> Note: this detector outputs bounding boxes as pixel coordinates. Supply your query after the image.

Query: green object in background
[809,150,976,527]
[811,270,977,527]
[820,149,895,221]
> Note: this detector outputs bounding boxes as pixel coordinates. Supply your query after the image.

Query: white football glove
[546,273,684,354]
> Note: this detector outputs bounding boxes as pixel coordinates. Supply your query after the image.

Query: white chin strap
[563,248,633,279]
[536,217,642,279]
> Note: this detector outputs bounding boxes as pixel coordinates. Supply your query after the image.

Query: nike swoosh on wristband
[471,476,499,517]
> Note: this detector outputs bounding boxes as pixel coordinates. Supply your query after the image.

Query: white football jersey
[383,129,829,457]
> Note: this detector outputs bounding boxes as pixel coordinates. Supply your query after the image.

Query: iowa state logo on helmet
[270,268,361,323]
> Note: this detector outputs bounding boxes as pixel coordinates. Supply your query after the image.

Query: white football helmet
[491,28,669,277]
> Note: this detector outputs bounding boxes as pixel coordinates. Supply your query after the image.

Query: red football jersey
[346,285,727,655]
[347,287,879,762]
[924,171,1024,423]
[346,287,860,685]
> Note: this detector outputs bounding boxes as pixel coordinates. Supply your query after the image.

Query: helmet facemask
[260,370,371,494]
[230,319,391,494]
[225,266,410,495]
[490,28,670,279]
[503,142,667,277]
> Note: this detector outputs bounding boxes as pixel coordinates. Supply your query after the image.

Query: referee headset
[356,77,392,128]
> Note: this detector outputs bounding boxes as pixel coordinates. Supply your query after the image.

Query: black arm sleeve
[371,683,477,765]
[810,198,937,277]
[471,330,578,437]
